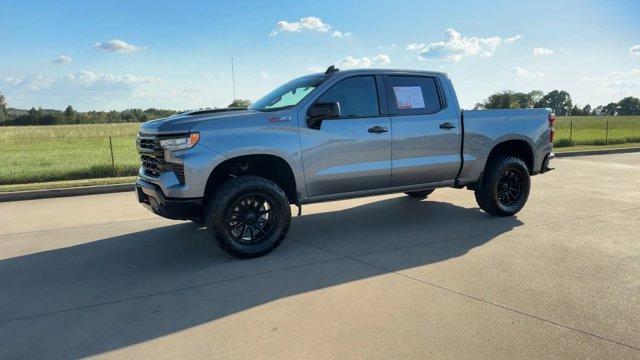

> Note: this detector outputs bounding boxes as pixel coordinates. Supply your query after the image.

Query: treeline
[0,105,178,126]
[474,90,640,116]
[0,93,253,126]
[2,90,639,127]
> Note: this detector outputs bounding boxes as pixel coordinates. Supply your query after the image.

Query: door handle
[368,126,388,134]
[439,122,457,130]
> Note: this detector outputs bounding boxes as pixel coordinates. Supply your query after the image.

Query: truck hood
[138,108,260,135]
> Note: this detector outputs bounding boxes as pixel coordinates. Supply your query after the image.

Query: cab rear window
[385,76,443,115]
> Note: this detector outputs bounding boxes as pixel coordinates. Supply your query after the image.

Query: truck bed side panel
[459,109,552,184]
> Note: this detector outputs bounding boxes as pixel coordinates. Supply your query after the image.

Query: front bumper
[136,179,203,220]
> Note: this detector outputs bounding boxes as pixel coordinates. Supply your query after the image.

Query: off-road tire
[474,156,530,216]
[205,176,291,258]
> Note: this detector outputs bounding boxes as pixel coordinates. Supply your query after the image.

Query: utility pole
[231,56,236,100]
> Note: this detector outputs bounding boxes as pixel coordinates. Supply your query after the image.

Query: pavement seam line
[291,239,640,352]
[0,257,343,325]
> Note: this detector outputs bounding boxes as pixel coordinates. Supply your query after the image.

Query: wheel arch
[204,153,299,205]
[486,138,535,174]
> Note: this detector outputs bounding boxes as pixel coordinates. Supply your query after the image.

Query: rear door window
[385,76,443,116]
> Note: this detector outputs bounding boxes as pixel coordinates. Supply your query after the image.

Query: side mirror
[307,102,341,129]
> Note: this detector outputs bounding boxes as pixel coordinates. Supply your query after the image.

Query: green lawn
[554,116,640,147]
[0,123,140,185]
[1,116,639,186]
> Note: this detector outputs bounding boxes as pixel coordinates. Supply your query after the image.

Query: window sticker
[393,86,425,109]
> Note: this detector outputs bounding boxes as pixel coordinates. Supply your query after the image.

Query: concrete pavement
[1,153,639,359]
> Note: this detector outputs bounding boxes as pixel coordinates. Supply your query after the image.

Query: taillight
[548,113,556,143]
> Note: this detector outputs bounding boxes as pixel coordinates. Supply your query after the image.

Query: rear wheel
[474,156,530,216]
[205,176,291,258]
[404,189,434,200]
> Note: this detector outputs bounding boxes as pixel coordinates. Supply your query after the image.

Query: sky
[1,0,639,111]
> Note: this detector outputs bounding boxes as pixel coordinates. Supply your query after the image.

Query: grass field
[554,116,640,146]
[1,116,640,185]
[0,123,140,185]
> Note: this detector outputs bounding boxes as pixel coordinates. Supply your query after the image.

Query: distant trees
[474,90,543,110]
[477,89,640,116]
[618,97,640,116]
[0,92,8,123]
[228,99,251,108]
[64,105,76,123]
[1,90,639,127]
[534,90,573,116]
[3,106,177,126]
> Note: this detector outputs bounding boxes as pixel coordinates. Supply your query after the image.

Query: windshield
[249,75,328,112]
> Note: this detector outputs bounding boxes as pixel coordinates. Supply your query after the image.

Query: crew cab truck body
[136,68,554,258]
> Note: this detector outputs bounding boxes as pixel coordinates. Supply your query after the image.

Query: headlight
[160,133,200,151]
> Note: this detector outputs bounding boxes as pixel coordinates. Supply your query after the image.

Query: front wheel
[474,156,530,216]
[205,176,291,258]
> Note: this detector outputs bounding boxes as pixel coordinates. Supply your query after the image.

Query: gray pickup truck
[136,67,554,258]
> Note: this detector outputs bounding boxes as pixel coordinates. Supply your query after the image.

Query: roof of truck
[311,68,449,78]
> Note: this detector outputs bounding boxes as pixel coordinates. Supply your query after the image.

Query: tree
[64,105,76,123]
[602,102,619,116]
[582,104,592,116]
[591,105,604,116]
[0,92,7,122]
[534,90,573,116]
[570,105,583,116]
[617,96,640,115]
[228,99,251,108]
[477,90,543,110]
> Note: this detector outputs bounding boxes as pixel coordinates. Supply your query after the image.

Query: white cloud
[331,30,351,38]
[270,16,348,37]
[582,69,640,94]
[336,54,391,69]
[372,54,391,64]
[533,47,554,56]
[3,74,54,90]
[64,71,155,86]
[52,55,72,64]
[630,45,640,56]
[306,65,324,73]
[256,72,270,79]
[510,66,545,82]
[406,43,425,51]
[94,39,143,53]
[205,72,224,78]
[407,29,517,61]
[504,34,524,44]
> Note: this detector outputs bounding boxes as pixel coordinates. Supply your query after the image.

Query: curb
[0,183,134,203]
[555,146,640,158]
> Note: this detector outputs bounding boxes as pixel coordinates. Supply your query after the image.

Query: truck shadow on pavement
[0,197,523,359]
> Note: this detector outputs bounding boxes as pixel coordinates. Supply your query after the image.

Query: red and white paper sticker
[393,86,425,109]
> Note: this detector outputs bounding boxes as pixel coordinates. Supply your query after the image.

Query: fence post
[108,136,115,171]
[569,121,573,143]
[605,121,609,144]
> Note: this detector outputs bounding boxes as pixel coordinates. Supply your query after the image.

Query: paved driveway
[1,153,639,359]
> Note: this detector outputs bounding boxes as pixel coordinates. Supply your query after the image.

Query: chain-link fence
[0,135,139,185]
[553,117,640,147]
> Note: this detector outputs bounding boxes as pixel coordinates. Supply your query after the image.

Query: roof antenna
[325,65,339,75]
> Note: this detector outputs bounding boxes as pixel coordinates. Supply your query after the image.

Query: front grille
[137,134,185,184]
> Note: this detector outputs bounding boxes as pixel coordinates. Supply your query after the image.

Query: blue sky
[1,0,639,111]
